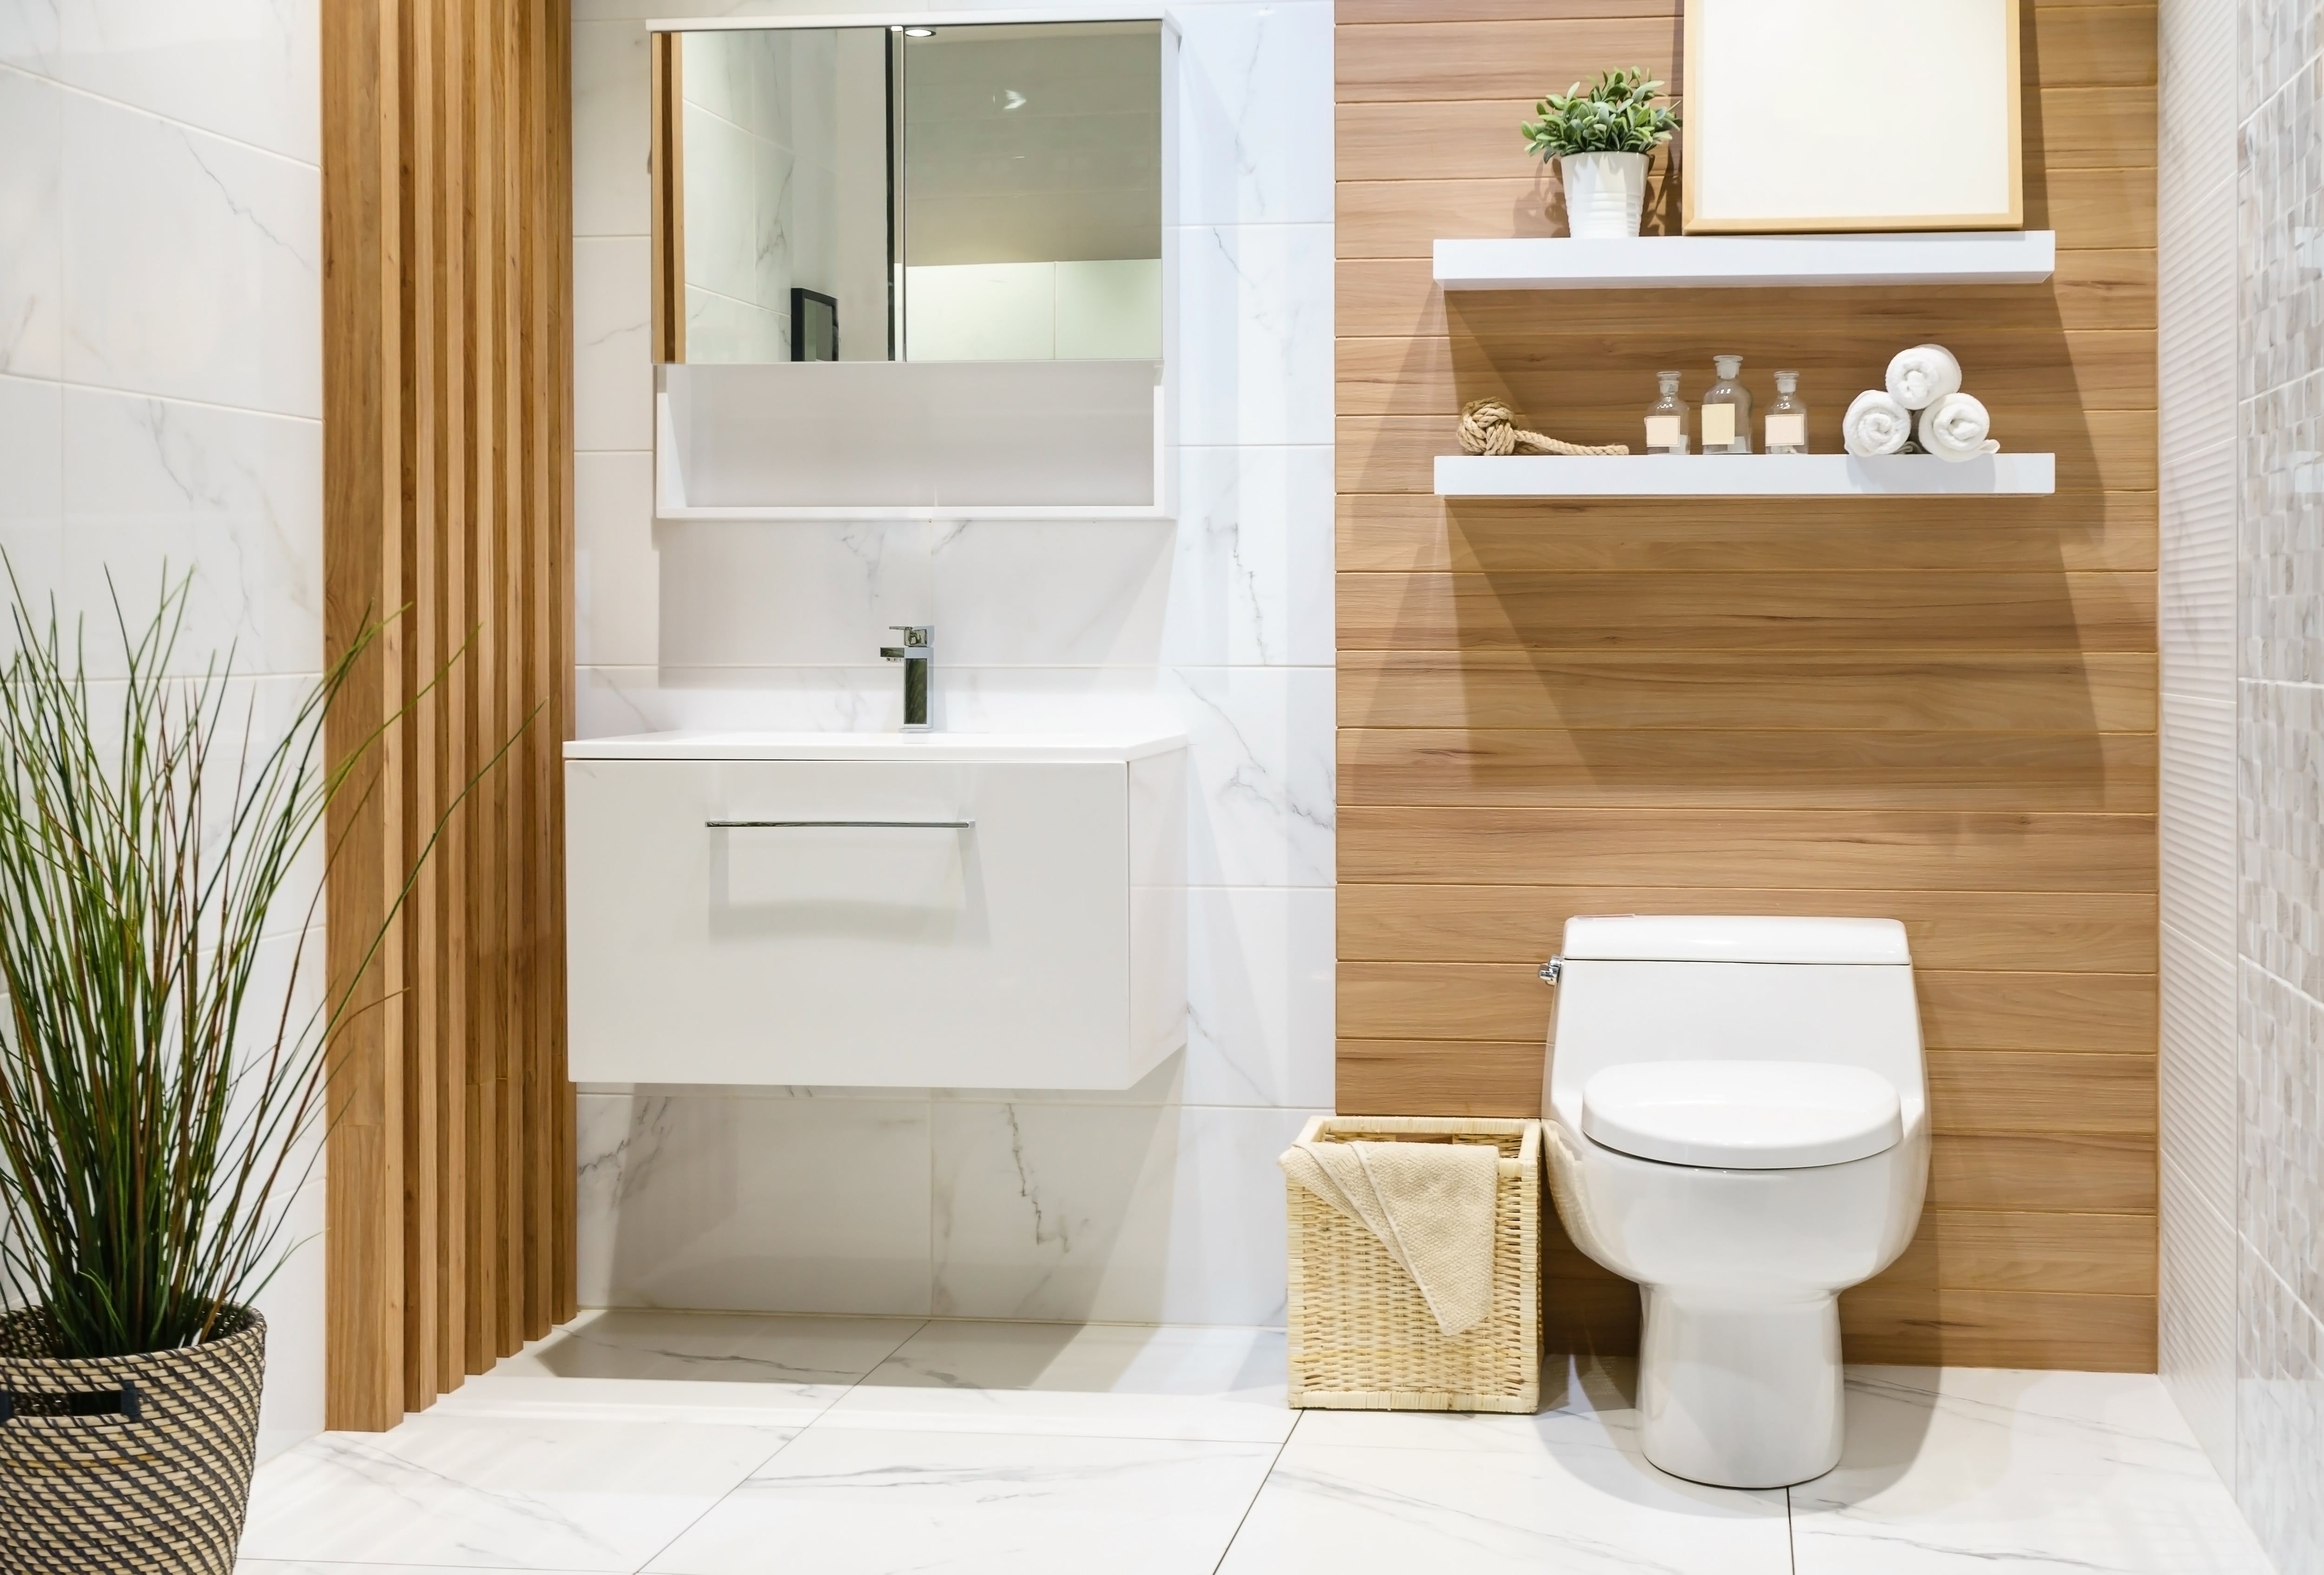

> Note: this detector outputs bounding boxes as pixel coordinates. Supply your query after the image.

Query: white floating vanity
[564,730,1187,1090]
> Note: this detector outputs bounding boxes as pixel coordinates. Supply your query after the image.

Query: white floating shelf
[1435,453,2056,497]
[1433,232,2056,290]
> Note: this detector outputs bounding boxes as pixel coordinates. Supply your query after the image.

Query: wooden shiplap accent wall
[1336,1,2159,1370]
[322,0,577,1429]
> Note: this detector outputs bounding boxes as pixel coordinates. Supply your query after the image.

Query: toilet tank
[1544,916,1925,1132]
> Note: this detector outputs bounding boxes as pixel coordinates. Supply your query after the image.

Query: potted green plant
[0,579,462,1573]
[1521,68,1682,239]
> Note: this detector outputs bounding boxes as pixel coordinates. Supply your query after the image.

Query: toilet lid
[1580,1060,1903,1170]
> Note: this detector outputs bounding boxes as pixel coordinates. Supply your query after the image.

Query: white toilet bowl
[1540,916,1928,1489]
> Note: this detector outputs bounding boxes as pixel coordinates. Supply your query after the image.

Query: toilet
[1540,915,1928,1489]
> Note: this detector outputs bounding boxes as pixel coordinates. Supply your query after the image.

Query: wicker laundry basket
[0,1305,267,1575]
[1284,1115,1541,1412]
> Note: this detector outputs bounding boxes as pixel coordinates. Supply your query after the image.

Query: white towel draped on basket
[1280,1139,1500,1336]
[1919,391,2000,461]
[1885,344,1964,410]
[1843,390,1915,457]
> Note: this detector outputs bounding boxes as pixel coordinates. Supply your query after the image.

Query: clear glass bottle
[1765,369,1808,454]
[1701,354,1751,455]
[1644,370,1690,454]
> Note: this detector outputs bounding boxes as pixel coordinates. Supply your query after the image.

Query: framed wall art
[1681,0,2023,234]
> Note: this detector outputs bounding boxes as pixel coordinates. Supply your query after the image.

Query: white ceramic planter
[1560,150,1649,239]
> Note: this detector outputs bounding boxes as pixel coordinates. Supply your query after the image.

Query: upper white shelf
[1433,232,2057,291]
[1435,453,2056,497]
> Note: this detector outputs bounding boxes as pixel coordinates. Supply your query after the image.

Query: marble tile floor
[238,1310,2276,1575]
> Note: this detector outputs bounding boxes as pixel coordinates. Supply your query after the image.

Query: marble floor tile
[496,1308,927,1387]
[644,1426,1280,1575]
[1218,1432,1791,1575]
[238,1413,797,1571]
[1289,1355,1646,1457]
[1790,1367,2276,1575]
[825,1319,1293,1442]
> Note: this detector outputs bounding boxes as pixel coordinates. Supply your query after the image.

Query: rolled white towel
[1885,344,1964,411]
[1920,391,2000,462]
[1844,389,1914,457]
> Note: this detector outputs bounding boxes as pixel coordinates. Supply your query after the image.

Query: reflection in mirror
[900,21,1162,362]
[650,19,1162,367]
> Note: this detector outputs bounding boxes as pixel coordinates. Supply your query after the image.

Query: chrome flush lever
[879,625,933,731]
[1538,957,1563,986]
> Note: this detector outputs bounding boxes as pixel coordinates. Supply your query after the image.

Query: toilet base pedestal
[1636,1286,1843,1489]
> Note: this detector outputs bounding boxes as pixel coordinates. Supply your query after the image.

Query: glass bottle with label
[1765,370,1808,454]
[1701,354,1751,455]
[1644,370,1690,454]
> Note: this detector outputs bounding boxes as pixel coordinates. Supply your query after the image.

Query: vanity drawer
[566,755,1182,1088]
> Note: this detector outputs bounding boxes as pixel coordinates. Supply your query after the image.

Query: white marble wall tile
[572,20,652,239]
[1162,444,1335,668]
[59,387,321,678]
[930,1099,1315,1325]
[578,1092,936,1316]
[0,372,64,571]
[574,450,659,668]
[60,92,320,417]
[931,519,1176,667]
[1175,223,1334,447]
[574,235,654,451]
[656,518,933,667]
[1173,2,1334,227]
[1184,886,1334,1108]
[1,1,319,164]
[1168,664,1335,888]
[0,68,63,379]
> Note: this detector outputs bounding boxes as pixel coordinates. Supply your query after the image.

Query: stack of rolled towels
[1842,344,2001,462]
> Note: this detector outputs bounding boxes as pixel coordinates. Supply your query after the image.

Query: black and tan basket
[1285,1116,1542,1412]
[0,1306,266,1575]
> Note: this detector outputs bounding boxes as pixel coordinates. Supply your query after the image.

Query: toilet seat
[1580,1059,1902,1170]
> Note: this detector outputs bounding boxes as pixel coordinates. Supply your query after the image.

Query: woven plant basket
[0,1305,266,1575]
[1285,1116,1541,1412]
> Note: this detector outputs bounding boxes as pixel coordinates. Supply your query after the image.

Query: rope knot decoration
[1457,397,1629,457]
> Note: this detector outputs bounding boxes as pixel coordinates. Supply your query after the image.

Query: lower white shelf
[1434,452,2056,497]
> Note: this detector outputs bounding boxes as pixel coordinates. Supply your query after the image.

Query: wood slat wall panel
[1339,252,2159,338]
[1340,87,2154,183]
[323,0,574,1431]
[1340,329,2159,417]
[1341,961,2158,1054]
[1339,728,2156,812]
[1338,495,2158,574]
[1338,886,2160,971]
[1337,569,2158,654]
[1342,411,2160,491]
[1337,2,2158,1369]
[1338,167,2156,255]
[1340,651,2158,731]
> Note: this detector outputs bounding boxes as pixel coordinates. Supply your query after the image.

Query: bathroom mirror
[649,19,1164,366]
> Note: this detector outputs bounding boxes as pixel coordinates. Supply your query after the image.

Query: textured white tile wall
[568,0,1334,1328]
[0,3,325,1459]
[2159,0,2244,1491]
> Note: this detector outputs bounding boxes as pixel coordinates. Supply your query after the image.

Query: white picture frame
[1682,0,2023,234]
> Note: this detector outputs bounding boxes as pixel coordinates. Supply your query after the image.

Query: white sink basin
[565,728,1186,764]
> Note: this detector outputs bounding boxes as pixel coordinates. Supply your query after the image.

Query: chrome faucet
[879,625,933,731]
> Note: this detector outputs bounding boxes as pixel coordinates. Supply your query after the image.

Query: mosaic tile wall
[2237,3,2324,1564]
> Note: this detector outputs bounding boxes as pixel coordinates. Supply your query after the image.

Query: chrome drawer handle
[706,819,975,830]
